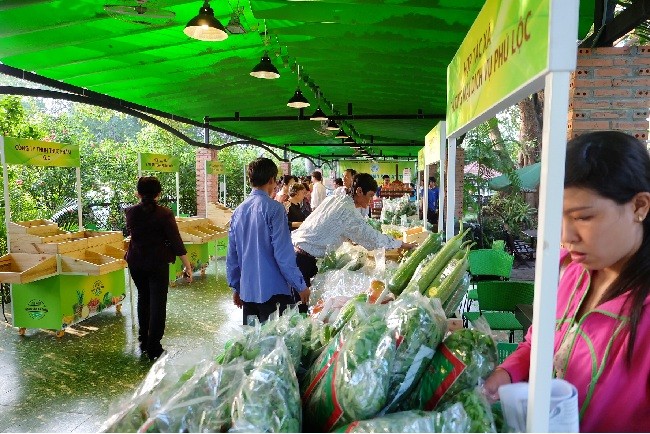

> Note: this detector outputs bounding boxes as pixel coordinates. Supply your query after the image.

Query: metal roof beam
[580,0,648,47]
[206,113,444,122]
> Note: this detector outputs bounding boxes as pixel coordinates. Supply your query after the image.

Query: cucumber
[427,247,470,304]
[387,232,442,295]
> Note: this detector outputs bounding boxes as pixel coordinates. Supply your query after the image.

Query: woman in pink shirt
[485,131,650,432]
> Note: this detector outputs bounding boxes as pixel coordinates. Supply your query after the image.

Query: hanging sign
[424,124,443,164]
[205,160,223,175]
[338,161,416,180]
[418,149,425,168]
[402,168,412,184]
[139,153,180,172]
[446,0,551,136]
[3,137,80,168]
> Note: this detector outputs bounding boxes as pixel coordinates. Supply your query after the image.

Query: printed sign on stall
[424,124,443,164]
[139,152,180,172]
[3,137,80,168]
[205,160,223,175]
[446,0,550,136]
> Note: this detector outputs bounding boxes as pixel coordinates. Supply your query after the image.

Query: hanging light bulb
[325,104,339,130]
[334,129,348,139]
[287,65,310,108]
[310,88,327,121]
[250,51,280,79]
[250,20,280,79]
[184,1,228,42]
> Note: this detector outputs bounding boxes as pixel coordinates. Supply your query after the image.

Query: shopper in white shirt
[292,173,416,295]
[310,170,327,209]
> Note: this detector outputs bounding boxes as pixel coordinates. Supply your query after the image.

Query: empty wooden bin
[0,253,57,284]
[60,250,126,276]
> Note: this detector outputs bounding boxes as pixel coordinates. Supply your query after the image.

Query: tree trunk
[518,91,544,209]
[487,116,514,169]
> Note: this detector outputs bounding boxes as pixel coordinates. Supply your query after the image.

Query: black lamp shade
[343,137,356,144]
[184,2,228,41]
[310,106,328,121]
[287,88,310,108]
[334,129,348,139]
[325,119,339,131]
[250,52,280,79]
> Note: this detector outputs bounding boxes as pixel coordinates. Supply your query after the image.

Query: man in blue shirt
[227,158,310,325]
[427,177,440,226]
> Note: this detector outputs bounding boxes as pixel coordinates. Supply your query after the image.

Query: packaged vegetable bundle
[440,388,496,433]
[230,336,302,433]
[382,293,448,413]
[137,361,246,433]
[301,303,396,432]
[334,404,470,433]
[402,328,497,411]
[101,354,189,432]
[441,272,471,317]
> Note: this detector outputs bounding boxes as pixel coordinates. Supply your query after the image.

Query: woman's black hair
[334,177,343,188]
[350,173,378,196]
[248,158,278,187]
[137,176,162,213]
[565,130,650,364]
[281,174,293,186]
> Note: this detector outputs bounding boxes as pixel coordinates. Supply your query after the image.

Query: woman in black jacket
[125,177,192,361]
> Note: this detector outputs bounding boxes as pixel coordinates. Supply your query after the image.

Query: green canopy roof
[488,162,541,191]
[0,1,596,160]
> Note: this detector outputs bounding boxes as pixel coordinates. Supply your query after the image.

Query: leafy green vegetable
[441,389,496,433]
[302,306,396,432]
[334,405,471,433]
[402,328,497,411]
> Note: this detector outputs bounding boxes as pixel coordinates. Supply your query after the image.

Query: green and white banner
[339,161,417,180]
[446,0,550,136]
[418,149,425,168]
[205,160,223,175]
[3,137,80,167]
[139,152,180,173]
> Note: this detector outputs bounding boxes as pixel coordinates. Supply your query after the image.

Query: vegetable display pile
[334,405,471,433]
[402,328,497,411]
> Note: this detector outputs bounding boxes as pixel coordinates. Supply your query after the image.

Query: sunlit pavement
[0,260,239,433]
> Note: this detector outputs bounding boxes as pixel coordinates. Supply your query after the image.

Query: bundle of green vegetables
[402,328,497,411]
[382,293,447,413]
[387,232,443,295]
[230,336,302,433]
[441,272,471,317]
[137,361,245,433]
[301,304,395,432]
[440,388,497,433]
[334,404,470,433]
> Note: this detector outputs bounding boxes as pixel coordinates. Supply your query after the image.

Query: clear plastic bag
[440,387,497,433]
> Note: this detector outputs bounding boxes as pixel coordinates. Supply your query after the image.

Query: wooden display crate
[8,219,59,236]
[175,217,209,231]
[88,244,126,260]
[403,227,429,245]
[0,253,57,284]
[60,251,126,275]
[10,229,71,254]
[179,227,213,244]
[206,202,233,228]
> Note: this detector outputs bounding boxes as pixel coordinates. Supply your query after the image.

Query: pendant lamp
[334,129,348,139]
[326,119,339,131]
[343,136,356,145]
[287,65,310,108]
[309,106,328,121]
[250,51,280,79]
[184,1,228,42]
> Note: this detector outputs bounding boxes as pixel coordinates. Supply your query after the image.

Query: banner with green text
[339,161,417,181]
[205,160,223,175]
[418,149,425,168]
[446,0,550,136]
[139,152,180,173]
[3,137,80,168]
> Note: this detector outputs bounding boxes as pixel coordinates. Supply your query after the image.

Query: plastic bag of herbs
[401,326,497,412]
[229,336,302,433]
[136,360,246,433]
[100,354,191,432]
[439,388,497,433]
[301,302,395,432]
[381,293,448,414]
[333,403,470,433]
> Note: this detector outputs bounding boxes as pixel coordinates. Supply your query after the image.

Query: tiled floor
[0,260,239,433]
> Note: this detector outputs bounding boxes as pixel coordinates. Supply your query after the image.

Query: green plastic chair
[464,249,515,312]
[497,342,519,364]
[492,240,506,251]
[463,280,534,342]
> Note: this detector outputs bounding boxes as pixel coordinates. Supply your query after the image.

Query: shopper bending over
[125,176,192,361]
[286,182,308,231]
[227,158,310,325]
[484,131,650,432]
[292,173,416,293]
